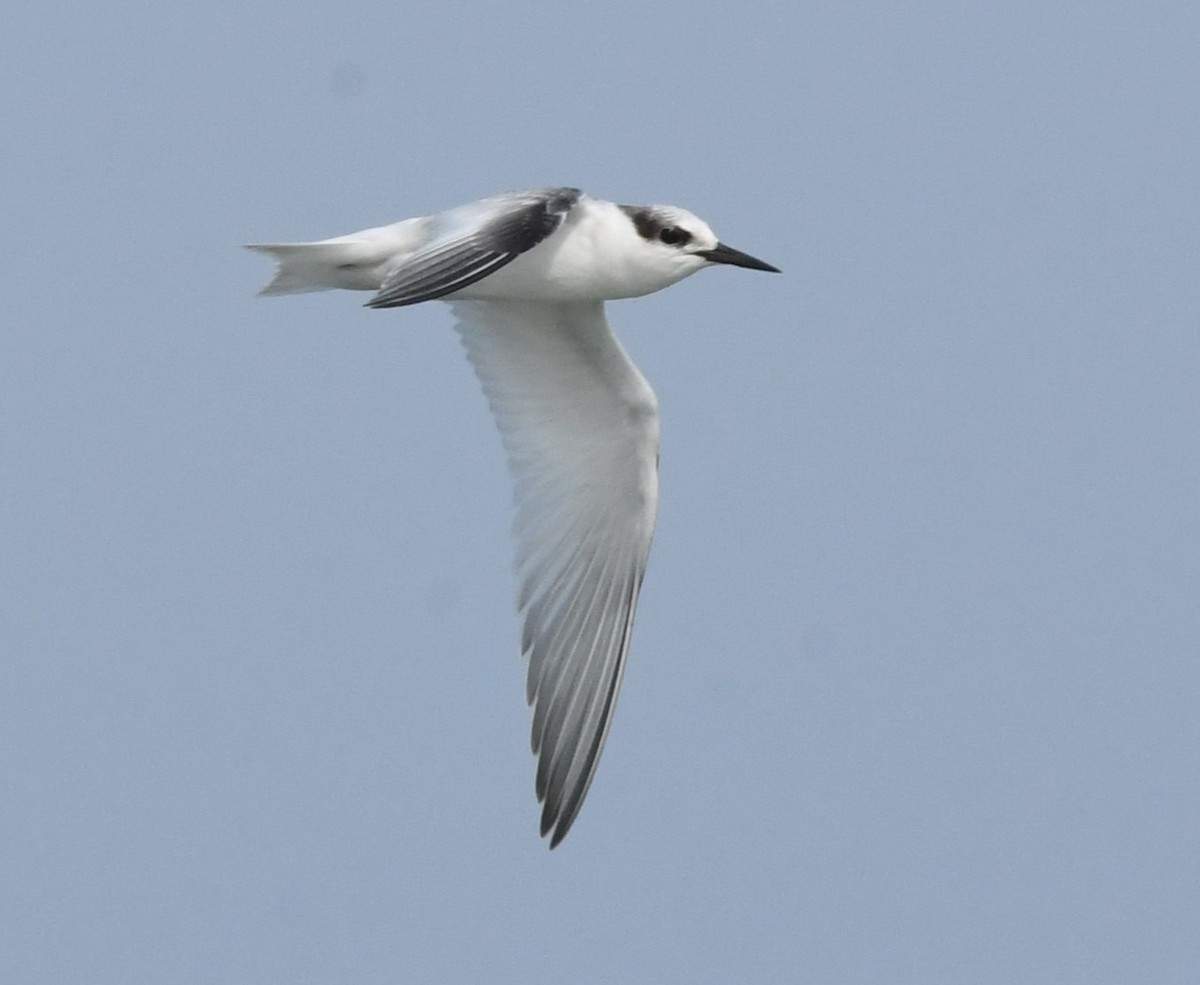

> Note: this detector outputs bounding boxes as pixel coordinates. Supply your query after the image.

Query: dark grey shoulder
[365,187,582,309]
[482,187,582,253]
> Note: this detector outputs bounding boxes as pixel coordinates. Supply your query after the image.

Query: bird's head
[617,204,780,285]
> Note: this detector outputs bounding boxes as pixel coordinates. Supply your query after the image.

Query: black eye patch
[658,226,692,246]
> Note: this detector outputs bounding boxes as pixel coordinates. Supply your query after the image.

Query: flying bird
[247,187,778,846]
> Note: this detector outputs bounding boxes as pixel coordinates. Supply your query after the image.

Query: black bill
[697,242,780,273]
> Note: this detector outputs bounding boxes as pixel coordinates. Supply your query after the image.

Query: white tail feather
[244,242,376,296]
[245,221,426,296]
[243,244,329,295]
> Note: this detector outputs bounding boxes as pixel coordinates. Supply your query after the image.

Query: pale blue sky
[3,3,1198,982]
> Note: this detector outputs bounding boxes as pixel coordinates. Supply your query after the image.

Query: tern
[247,187,779,847]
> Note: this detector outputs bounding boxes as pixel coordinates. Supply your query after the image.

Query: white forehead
[654,205,715,239]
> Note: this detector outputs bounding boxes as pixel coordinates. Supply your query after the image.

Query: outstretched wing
[366,188,580,309]
[451,299,659,847]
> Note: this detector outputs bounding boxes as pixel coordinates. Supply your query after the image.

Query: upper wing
[366,188,581,309]
[450,299,659,847]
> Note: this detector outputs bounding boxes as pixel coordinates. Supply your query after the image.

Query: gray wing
[365,188,581,309]
[450,299,660,847]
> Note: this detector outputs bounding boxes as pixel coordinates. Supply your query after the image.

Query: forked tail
[243,243,358,296]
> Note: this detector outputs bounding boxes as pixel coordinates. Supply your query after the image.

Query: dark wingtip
[540,799,572,848]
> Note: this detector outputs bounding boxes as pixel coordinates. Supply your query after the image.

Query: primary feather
[451,300,658,846]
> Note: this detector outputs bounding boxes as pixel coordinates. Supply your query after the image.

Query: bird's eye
[658,226,692,246]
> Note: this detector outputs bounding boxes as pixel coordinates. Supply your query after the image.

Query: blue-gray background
[3,3,1197,982]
